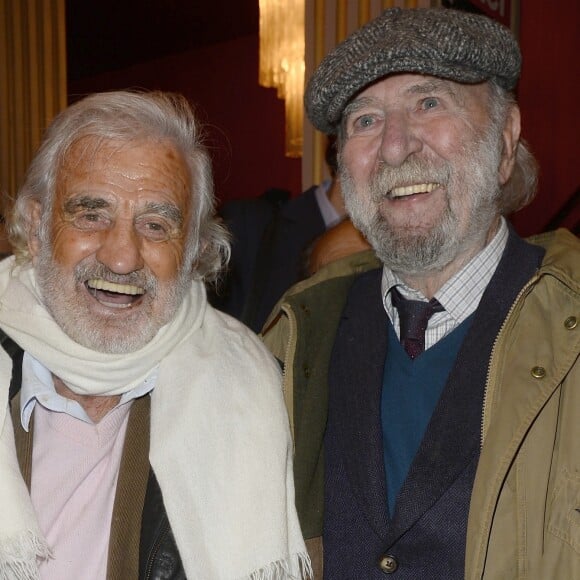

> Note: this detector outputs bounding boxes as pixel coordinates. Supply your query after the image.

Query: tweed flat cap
[305,8,521,134]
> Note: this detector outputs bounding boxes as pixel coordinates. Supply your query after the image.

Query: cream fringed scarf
[0,257,310,580]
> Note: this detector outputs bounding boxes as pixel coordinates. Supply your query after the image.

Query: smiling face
[28,137,194,353]
[339,74,520,285]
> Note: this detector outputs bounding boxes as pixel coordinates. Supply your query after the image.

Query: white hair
[9,90,230,283]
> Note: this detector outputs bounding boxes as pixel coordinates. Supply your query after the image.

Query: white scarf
[0,257,310,580]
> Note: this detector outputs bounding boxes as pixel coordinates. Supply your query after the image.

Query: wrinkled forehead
[347,73,491,105]
[57,135,165,173]
[53,136,193,216]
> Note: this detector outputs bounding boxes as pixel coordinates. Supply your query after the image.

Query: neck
[53,375,121,423]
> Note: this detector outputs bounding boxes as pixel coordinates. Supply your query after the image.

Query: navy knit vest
[323,228,545,579]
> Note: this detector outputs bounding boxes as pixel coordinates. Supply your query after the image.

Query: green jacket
[262,229,580,579]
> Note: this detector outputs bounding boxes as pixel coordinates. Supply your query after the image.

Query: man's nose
[95,219,144,274]
[379,112,422,167]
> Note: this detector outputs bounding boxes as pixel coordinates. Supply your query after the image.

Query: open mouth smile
[389,182,440,199]
[86,278,145,308]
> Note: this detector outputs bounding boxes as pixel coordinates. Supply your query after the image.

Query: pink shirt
[30,402,131,579]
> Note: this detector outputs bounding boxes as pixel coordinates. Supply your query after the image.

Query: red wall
[68,35,302,206]
[508,0,579,235]
[69,1,579,235]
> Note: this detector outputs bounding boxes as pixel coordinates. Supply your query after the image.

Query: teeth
[98,300,133,309]
[87,278,145,295]
[390,183,439,198]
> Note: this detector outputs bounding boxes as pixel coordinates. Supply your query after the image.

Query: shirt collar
[381,217,509,323]
[314,179,342,228]
[20,352,158,431]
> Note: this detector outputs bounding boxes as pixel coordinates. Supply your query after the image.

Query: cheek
[423,119,473,161]
[342,139,377,181]
[49,221,100,267]
[142,240,186,282]
[424,134,455,161]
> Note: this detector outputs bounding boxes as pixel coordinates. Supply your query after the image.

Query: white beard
[340,120,504,276]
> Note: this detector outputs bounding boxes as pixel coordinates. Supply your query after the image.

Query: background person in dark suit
[211,138,346,332]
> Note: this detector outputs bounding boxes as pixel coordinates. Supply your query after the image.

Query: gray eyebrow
[63,196,184,227]
[63,196,110,213]
[343,79,462,122]
[140,201,184,227]
[343,97,377,120]
[405,79,462,104]
[406,79,449,94]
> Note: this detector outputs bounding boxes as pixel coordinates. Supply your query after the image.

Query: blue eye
[422,97,439,110]
[357,115,374,128]
[345,109,383,136]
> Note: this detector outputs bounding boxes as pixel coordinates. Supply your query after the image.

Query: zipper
[143,520,171,580]
[480,276,537,448]
[280,302,298,440]
[281,304,297,392]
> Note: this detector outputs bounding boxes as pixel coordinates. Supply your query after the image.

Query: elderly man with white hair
[0,90,309,580]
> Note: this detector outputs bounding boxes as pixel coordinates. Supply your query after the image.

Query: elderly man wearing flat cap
[263,7,580,580]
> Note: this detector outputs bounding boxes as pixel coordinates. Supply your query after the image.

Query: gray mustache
[74,262,157,293]
[371,159,451,200]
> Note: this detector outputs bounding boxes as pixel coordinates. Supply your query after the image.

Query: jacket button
[531,366,546,379]
[378,554,398,574]
[303,364,311,378]
[564,316,577,330]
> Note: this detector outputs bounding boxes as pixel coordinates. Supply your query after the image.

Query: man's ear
[498,104,521,186]
[27,200,42,263]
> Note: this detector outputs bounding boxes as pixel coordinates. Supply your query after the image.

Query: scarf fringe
[247,552,313,580]
[0,530,50,580]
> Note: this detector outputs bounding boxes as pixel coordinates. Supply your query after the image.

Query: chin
[54,307,165,353]
[72,326,158,354]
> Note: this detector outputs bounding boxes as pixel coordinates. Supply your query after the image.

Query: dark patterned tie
[391,287,445,359]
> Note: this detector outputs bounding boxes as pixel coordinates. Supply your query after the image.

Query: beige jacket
[466,229,580,579]
[263,229,580,579]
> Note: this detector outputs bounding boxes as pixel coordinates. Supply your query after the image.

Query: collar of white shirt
[314,179,342,228]
[19,352,158,430]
